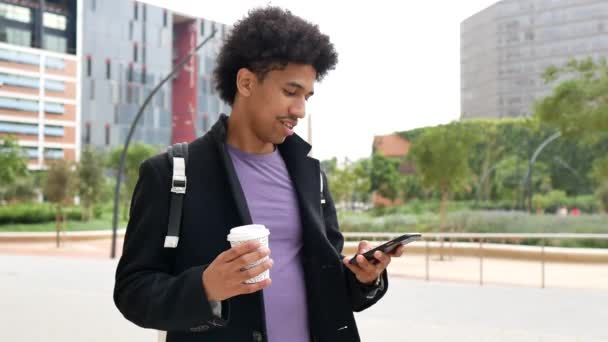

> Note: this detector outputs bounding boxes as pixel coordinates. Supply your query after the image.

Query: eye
[283,89,296,96]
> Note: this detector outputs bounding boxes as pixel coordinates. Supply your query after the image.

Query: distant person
[570,207,581,216]
[558,206,568,216]
[114,7,405,342]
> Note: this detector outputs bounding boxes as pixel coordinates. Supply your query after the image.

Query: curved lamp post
[110,28,218,259]
[522,131,562,213]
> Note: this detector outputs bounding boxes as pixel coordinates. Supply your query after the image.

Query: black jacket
[114,114,388,342]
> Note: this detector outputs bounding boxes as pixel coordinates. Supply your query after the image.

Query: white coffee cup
[227,224,270,284]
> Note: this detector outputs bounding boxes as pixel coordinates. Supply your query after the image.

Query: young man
[114,7,405,342]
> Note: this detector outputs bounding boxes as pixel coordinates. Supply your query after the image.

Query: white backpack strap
[164,142,188,248]
[320,171,326,204]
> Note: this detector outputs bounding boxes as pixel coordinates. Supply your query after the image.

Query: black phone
[348,233,421,265]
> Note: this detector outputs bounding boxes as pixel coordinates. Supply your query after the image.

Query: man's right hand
[202,241,273,301]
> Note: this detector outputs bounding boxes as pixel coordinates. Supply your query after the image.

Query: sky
[140,0,499,161]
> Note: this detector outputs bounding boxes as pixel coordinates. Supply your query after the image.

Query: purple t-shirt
[227,144,311,342]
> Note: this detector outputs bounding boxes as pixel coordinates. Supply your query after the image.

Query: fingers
[237,258,274,283]
[238,278,272,294]
[389,244,405,257]
[358,240,372,254]
[229,247,271,272]
[217,241,261,263]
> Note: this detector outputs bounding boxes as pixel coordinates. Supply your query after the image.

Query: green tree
[0,136,29,203]
[78,146,105,221]
[369,153,402,202]
[327,158,371,209]
[409,122,477,230]
[591,158,608,212]
[43,160,75,246]
[108,143,158,219]
[536,57,608,137]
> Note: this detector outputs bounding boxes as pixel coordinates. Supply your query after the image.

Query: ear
[236,68,256,98]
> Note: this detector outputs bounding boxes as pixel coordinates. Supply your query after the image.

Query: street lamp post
[110,28,217,259]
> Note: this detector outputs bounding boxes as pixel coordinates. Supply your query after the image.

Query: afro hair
[213,7,338,104]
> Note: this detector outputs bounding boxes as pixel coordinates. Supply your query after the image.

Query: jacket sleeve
[320,171,389,312]
[113,158,227,332]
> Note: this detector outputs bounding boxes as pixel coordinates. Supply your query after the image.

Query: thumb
[358,240,371,254]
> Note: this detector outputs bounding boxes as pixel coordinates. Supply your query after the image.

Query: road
[1,255,606,341]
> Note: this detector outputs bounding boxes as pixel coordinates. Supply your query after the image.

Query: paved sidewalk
[1,237,607,290]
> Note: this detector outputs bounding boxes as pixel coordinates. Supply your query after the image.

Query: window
[0,72,39,89]
[141,67,146,84]
[106,59,111,79]
[142,4,146,22]
[128,64,133,82]
[0,48,39,66]
[0,3,32,23]
[163,10,167,27]
[84,121,91,144]
[25,147,38,159]
[45,102,65,114]
[1,27,32,47]
[105,124,110,146]
[90,79,95,100]
[44,148,63,159]
[126,84,133,103]
[91,0,96,11]
[129,21,133,40]
[43,12,67,30]
[0,96,39,112]
[0,121,38,135]
[45,79,65,92]
[142,46,146,64]
[133,2,138,20]
[133,43,138,62]
[200,20,205,36]
[45,57,65,70]
[86,56,92,77]
[44,34,67,53]
[44,125,64,137]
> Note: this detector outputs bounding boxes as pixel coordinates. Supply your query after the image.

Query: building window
[141,67,146,84]
[0,48,38,65]
[90,79,95,100]
[142,46,146,64]
[86,55,92,77]
[91,0,96,11]
[85,122,91,144]
[0,72,39,89]
[126,84,133,103]
[44,148,63,159]
[105,124,110,146]
[45,102,65,114]
[133,2,138,20]
[1,27,32,47]
[43,12,67,30]
[45,57,65,70]
[44,125,64,137]
[106,59,111,79]
[163,10,167,27]
[200,20,205,36]
[142,4,146,22]
[45,79,65,92]
[0,3,32,23]
[133,43,138,62]
[0,96,38,112]
[0,121,38,135]
[129,21,133,40]
[44,34,67,53]
[127,64,133,82]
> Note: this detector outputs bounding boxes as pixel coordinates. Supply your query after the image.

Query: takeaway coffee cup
[227,224,270,284]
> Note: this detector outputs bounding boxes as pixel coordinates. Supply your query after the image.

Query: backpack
[163,142,325,249]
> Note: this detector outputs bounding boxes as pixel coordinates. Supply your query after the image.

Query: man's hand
[342,240,405,285]
[202,241,273,301]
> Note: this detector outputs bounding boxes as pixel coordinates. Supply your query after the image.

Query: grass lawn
[0,213,127,232]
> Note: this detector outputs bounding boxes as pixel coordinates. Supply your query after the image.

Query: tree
[369,153,402,202]
[108,143,158,219]
[327,158,371,209]
[0,136,28,203]
[78,146,105,221]
[536,57,608,137]
[591,158,608,212]
[409,122,477,230]
[536,57,608,207]
[43,160,75,247]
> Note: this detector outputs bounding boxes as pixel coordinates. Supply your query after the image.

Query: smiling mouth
[279,120,296,129]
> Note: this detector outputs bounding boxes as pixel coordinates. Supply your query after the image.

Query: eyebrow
[286,82,314,96]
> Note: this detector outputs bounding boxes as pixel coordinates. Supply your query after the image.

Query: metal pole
[541,238,546,289]
[110,28,217,259]
[523,131,562,213]
[479,239,484,286]
[425,239,430,281]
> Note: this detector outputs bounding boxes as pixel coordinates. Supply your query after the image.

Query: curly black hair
[213,7,338,104]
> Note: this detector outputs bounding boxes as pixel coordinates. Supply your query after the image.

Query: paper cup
[227,224,270,284]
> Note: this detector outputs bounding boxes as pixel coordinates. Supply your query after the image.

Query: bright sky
[140,0,499,161]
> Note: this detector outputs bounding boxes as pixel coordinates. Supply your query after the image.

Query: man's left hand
[342,240,405,285]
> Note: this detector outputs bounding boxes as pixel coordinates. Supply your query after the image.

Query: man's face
[245,63,316,145]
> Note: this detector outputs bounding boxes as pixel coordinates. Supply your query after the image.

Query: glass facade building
[461,0,608,119]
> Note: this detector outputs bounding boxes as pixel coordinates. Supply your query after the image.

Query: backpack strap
[164,142,188,248]
[320,171,326,204]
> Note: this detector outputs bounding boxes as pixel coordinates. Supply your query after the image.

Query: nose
[288,97,306,119]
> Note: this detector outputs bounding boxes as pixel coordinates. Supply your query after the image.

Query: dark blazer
[114,114,388,342]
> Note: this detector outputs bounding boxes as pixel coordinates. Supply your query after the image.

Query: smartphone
[349,233,421,265]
